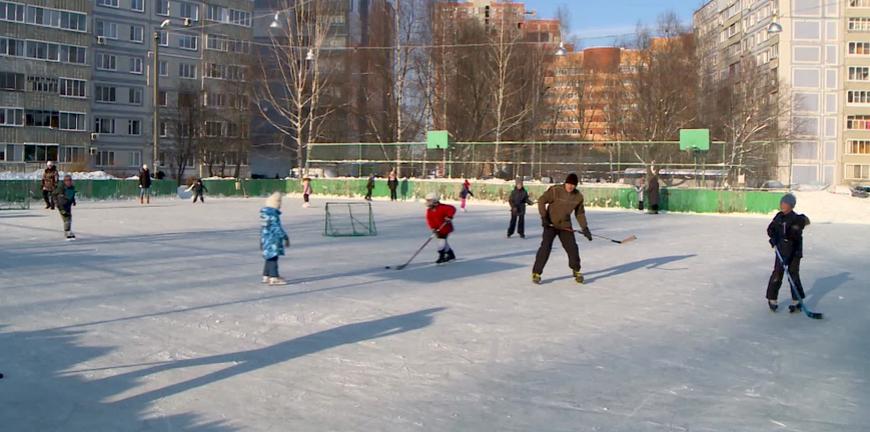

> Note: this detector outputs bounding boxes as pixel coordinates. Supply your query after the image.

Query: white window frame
[59,77,87,99]
[129,57,143,74]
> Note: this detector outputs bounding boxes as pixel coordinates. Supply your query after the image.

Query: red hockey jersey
[426,203,456,236]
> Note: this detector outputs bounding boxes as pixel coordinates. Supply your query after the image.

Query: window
[0,71,24,91]
[25,110,60,128]
[27,76,57,93]
[60,45,86,64]
[25,6,60,28]
[178,63,196,79]
[59,78,86,98]
[129,57,143,74]
[95,20,118,39]
[95,85,117,103]
[847,115,870,130]
[156,0,168,16]
[207,34,249,53]
[159,121,167,137]
[205,121,224,137]
[229,9,251,26]
[127,119,141,135]
[130,25,144,43]
[0,107,24,126]
[206,6,250,26]
[96,53,116,70]
[59,112,86,131]
[205,63,226,79]
[848,90,870,104]
[206,5,225,22]
[0,2,25,23]
[97,0,119,7]
[159,61,168,76]
[24,144,59,162]
[850,0,870,7]
[26,40,59,61]
[849,66,870,81]
[180,2,198,20]
[848,139,870,154]
[0,36,23,56]
[849,17,870,32]
[204,92,226,107]
[158,90,167,106]
[157,30,168,46]
[128,88,142,104]
[94,150,115,166]
[178,34,197,50]
[848,41,870,55]
[128,151,141,167]
[61,146,85,163]
[131,0,144,12]
[94,117,115,134]
[845,164,870,179]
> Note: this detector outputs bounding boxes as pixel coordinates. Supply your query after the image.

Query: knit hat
[565,173,579,186]
[780,193,796,208]
[425,192,440,204]
[265,191,282,209]
[515,178,523,187]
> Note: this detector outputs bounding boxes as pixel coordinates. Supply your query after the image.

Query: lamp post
[152,19,170,175]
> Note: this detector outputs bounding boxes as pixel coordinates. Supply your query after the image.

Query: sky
[523,0,705,46]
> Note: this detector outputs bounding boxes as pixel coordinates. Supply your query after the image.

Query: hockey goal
[324,202,377,237]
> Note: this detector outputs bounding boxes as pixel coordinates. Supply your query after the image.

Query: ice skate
[573,270,584,284]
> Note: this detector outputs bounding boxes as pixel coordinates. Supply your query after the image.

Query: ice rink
[1,196,868,431]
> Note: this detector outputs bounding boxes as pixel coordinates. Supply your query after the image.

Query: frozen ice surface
[0,198,867,431]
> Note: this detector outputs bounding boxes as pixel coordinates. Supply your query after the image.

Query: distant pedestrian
[365,174,375,201]
[53,175,77,240]
[400,178,409,201]
[459,179,473,212]
[647,173,660,214]
[260,192,290,285]
[634,178,646,212]
[138,164,152,205]
[507,179,533,239]
[302,177,312,208]
[41,161,59,210]
[387,170,399,201]
[187,179,207,203]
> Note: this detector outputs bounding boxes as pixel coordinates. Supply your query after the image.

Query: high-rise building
[695,0,870,186]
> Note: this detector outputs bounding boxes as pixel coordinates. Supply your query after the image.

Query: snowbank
[0,169,117,180]
[792,190,870,224]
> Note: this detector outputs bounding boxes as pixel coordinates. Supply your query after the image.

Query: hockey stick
[386,220,450,270]
[775,247,823,320]
[554,226,637,244]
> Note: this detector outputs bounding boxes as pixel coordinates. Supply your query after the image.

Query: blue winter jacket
[260,207,288,259]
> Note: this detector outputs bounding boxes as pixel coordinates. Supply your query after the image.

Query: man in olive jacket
[532,173,592,284]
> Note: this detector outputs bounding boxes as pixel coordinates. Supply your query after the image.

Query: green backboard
[427,130,450,150]
[679,129,710,151]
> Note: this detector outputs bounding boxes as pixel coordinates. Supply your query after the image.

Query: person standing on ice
[766,193,811,313]
[387,170,399,201]
[531,173,592,284]
[138,164,152,205]
[301,177,312,208]
[459,179,473,212]
[365,174,375,201]
[647,172,661,214]
[41,161,59,210]
[187,179,207,203]
[634,178,646,212]
[53,175,77,240]
[260,192,290,285]
[425,192,457,264]
[507,179,533,238]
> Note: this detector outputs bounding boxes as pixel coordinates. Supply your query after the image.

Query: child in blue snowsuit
[261,192,290,285]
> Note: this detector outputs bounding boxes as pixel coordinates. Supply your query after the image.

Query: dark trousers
[303,193,309,203]
[58,207,72,232]
[638,201,644,211]
[192,192,204,203]
[389,188,397,201]
[767,256,805,301]
[263,256,279,277]
[365,188,373,200]
[42,190,54,209]
[508,210,525,237]
[533,226,580,274]
[650,204,659,214]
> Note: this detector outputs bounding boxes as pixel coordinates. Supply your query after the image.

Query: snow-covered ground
[0,197,867,431]
[0,169,117,180]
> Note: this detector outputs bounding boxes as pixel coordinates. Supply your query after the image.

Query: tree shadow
[805,272,851,309]
[546,254,697,284]
[96,308,446,406]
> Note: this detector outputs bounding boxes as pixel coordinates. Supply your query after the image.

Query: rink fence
[0,179,783,214]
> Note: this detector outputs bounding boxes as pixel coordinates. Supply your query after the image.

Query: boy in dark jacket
[387,170,399,201]
[766,193,811,313]
[365,174,375,201]
[425,192,457,264]
[532,173,592,284]
[507,179,533,238]
[187,179,207,203]
[138,164,152,205]
[53,175,77,239]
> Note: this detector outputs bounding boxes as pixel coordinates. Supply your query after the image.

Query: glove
[581,227,592,241]
[769,238,777,248]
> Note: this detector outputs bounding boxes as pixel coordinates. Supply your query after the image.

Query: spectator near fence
[41,161,59,210]
[648,173,661,214]
[387,170,399,201]
[138,164,152,205]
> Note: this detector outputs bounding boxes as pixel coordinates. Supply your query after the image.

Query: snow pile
[0,169,117,180]
[793,190,870,224]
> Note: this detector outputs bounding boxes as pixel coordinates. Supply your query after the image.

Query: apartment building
[0,0,92,170]
[695,0,870,186]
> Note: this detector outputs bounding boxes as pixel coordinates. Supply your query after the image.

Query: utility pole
[152,29,160,173]
[394,0,403,177]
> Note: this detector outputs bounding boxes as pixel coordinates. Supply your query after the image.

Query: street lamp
[152,19,170,175]
[767,15,783,34]
[269,12,281,29]
[554,41,567,57]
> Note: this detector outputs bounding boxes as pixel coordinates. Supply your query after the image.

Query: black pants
[389,188,397,201]
[192,192,204,203]
[533,226,580,274]
[303,193,309,203]
[42,190,54,209]
[365,188,373,200]
[638,201,644,211]
[767,256,805,301]
[650,203,659,214]
[508,210,525,237]
[58,207,72,232]
[263,256,279,277]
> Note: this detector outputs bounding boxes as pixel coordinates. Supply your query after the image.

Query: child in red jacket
[425,192,457,264]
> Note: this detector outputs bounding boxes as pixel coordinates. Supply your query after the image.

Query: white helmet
[425,192,440,203]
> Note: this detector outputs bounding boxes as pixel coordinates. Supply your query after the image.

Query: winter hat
[142,164,148,170]
[515,178,523,187]
[565,173,579,186]
[780,193,797,208]
[425,192,440,203]
[47,161,53,167]
[265,192,282,209]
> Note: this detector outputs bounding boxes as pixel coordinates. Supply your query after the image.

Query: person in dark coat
[507,179,533,238]
[53,175,77,239]
[187,179,207,203]
[647,173,660,214]
[365,174,375,201]
[138,164,152,205]
[766,193,811,313]
[387,170,399,201]
[532,173,592,284]
[41,161,59,209]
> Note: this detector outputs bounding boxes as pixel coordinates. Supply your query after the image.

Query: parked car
[851,184,870,198]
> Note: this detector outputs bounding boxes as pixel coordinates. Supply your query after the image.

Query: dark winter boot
[788,303,802,313]
[768,300,778,312]
[573,270,584,284]
[436,251,447,264]
[444,249,456,263]
[532,273,542,285]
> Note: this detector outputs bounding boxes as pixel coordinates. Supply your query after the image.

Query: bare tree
[164,84,201,185]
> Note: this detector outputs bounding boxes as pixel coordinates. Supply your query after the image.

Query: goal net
[324,202,377,237]
[0,180,32,210]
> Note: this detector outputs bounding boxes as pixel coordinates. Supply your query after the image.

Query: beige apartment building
[695,0,870,186]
